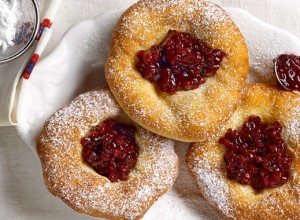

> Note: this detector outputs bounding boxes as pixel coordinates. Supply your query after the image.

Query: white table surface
[1,0,300,219]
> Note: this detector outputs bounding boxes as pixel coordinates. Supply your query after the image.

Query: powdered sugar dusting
[285,117,300,138]
[188,148,232,219]
[37,88,178,220]
[281,100,300,143]
[105,0,248,142]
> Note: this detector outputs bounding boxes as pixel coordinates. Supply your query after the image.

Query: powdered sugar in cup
[0,0,39,63]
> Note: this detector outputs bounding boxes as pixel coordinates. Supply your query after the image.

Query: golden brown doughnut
[37,87,178,220]
[105,0,249,142]
[186,83,300,220]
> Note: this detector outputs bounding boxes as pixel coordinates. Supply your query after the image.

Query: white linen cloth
[0,0,300,219]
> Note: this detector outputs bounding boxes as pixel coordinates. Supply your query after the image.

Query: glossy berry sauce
[274,54,300,91]
[81,118,138,182]
[136,30,225,94]
[219,116,292,190]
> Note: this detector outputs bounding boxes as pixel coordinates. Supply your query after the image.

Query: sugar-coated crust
[105,0,249,142]
[36,87,178,220]
[186,83,300,220]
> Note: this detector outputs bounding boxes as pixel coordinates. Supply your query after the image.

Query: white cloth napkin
[0,52,28,126]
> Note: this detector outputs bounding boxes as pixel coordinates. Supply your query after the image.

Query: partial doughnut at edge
[186,83,300,220]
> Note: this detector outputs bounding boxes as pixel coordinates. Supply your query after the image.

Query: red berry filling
[81,118,138,182]
[136,30,225,94]
[219,116,292,190]
[274,54,300,91]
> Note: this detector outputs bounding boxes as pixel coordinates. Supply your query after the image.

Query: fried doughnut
[186,83,300,220]
[37,87,178,220]
[105,0,249,142]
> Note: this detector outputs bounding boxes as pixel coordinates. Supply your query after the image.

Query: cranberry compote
[81,118,138,182]
[274,54,300,91]
[136,30,225,94]
[219,116,292,190]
